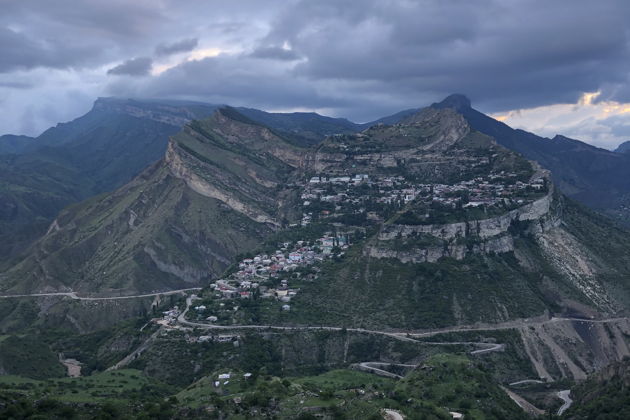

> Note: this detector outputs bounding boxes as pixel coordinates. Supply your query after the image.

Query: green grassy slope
[0,335,65,379]
[173,354,525,419]
[1,163,271,294]
[286,246,552,329]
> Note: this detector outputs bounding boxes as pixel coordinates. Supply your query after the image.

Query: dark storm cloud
[2,0,165,39]
[155,38,199,56]
[255,0,630,114]
[0,27,94,73]
[104,0,630,122]
[111,54,349,110]
[3,0,630,136]
[107,57,153,76]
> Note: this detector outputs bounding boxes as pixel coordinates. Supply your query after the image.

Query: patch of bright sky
[491,92,630,150]
[152,47,230,75]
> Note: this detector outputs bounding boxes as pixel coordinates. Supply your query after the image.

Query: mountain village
[299,170,547,226]
[158,231,350,328]
[159,168,547,330]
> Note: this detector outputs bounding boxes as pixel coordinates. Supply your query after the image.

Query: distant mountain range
[0,99,214,261]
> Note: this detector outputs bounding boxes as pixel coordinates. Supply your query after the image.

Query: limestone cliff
[368,189,557,263]
[165,141,279,226]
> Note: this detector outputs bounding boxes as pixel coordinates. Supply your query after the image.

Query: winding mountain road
[6,288,627,411]
[508,379,545,386]
[177,296,628,351]
[401,316,630,339]
[97,291,615,418]
[177,297,508,356]
[557,390,573,416]
[356,362,419,379]
[0,288,202,301]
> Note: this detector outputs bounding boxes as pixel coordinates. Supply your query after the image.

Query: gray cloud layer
[1,0,630,142]
[107,57,153,76]
[249,45,301,61]
[155,38,199,56]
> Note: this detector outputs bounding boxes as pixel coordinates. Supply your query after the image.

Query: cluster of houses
[186,333,240,344]
[186,234,349,321]
[429,173,546,208]
[308,174,370,185]
[211,371,252,388]
[298,171,547,224]
[159,306,181,325]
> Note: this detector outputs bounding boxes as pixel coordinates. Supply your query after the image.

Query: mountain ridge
[615,140,630,154]
[431,94,630,224]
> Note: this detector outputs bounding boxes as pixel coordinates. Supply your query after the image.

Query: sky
[1,0,630,150]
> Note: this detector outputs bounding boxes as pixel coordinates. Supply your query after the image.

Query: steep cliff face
[374,217,622,315]
[165,109,307,227]
[292,195,630,329]
[165,142,278,225]
[368,189,557,263]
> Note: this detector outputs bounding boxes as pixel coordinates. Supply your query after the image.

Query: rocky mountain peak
[398,107,470,150]
[400,105,465,125]
[431,93,472,111]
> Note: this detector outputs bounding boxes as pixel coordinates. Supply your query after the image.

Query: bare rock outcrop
[368,190,558,263]
[165,142,279,226]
